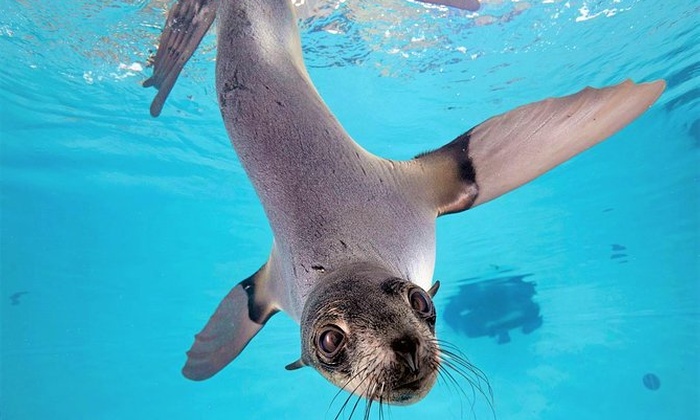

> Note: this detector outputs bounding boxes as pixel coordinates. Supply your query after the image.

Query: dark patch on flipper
[143,0,218,117]
[182,263,277,380]
[240,273,279,324]
[414,131,480,216]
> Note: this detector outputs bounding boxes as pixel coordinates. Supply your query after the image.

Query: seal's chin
[379,370,439,405]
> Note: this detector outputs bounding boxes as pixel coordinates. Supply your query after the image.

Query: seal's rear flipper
[413,80,665,215]
[143,0,218,117]
[182,263,278,381]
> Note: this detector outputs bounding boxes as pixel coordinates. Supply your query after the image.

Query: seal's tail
[143,0,218,117]
[410,79,666,216]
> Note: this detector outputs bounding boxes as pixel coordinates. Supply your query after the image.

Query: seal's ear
[411,80,666,216]
[427,281,440,298]
[182,261,278,381]
[285,359,307,371]
[143,0,218,117]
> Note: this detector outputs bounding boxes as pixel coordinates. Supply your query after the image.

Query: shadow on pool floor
[443,273,542,344]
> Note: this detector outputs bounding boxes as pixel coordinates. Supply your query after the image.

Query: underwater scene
[1,0,698,419]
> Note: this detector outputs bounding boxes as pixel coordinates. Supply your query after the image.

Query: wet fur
[300,264,439,404]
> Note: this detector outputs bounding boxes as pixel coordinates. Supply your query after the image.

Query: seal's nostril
[392,337,420,374]
[392,338,416,354]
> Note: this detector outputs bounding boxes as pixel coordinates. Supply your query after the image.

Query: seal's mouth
[389,376,430,404]
[395,377,423,391]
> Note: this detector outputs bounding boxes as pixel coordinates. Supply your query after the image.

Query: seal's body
[144,0,664,406]
[215,0,439,323]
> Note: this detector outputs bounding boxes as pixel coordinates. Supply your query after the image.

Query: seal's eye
[409,288,433,316]
[317,325,346,358]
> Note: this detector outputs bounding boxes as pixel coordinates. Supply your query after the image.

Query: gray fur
[216,0,437,319]
[296,263,440,404]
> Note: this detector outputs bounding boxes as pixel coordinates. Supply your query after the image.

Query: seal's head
[287,263,441,405]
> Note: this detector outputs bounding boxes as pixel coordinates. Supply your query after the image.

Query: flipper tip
[142,77,156,89]
[149,100,163,118]
[641,79,666,99]
[182,359,216,381]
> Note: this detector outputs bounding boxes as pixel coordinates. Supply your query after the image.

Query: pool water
[1,0,698,419]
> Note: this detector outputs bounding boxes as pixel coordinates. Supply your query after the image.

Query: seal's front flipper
[182,263,278,381]
[413,80,665,215]
[143,0,218,117]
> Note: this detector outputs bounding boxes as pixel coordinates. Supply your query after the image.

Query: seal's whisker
[330,379,361,418]
[436,366,467,420]
[333,357,385,420]
[439,357,496,418]
[445,361,479,417]
[347,393,363,420]
[330,364,372,410]
[434,339,484,364]
[363,382,377,420]
[440,358,481,402]
[440,351,493,402]
[435,340,488,374]
[429,339,496,418]
[433,355,474,419]
[334,393,353,420]
[436,345,491,386]
[378,383,385,420]
[334,371,370,420]
[435,360,468,401]
[439,354,482,384]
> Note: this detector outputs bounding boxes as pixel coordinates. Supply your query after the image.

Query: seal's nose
[392,336,420,374]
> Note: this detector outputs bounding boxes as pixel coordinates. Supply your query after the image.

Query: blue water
[1,0,698,418]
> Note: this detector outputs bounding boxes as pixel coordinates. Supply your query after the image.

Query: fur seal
[143,0,665,409]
